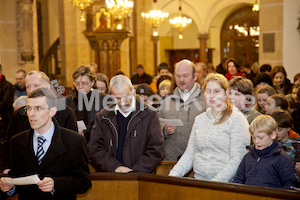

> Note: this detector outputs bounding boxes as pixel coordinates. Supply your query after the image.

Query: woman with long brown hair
[169,73,250,182]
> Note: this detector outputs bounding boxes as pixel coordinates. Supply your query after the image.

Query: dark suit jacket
[0,75,14,134]
[66,90,106,143]
[8,119,91,200]
[2,105,78,171]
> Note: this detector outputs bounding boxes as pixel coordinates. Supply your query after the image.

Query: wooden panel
[77,173,300,200]
[4,172,300,200]
[78,180,138,200]
[155,161,176,176]
[156,161,193,177]
[139,181,286,200]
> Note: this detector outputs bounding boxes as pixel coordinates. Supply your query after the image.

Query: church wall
[259,0,284,69]
[283,0,300,81]
[0,0,39,83]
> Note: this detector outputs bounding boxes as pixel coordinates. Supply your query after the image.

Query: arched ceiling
[156,0,254,34]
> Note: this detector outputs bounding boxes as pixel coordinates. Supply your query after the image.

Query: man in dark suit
[2,71,77,171]
[0,88,91,200]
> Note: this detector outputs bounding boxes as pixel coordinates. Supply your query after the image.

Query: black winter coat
[8,118,91,200]
[0,75,14,134]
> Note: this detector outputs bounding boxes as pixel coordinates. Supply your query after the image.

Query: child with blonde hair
[233,115,298,189]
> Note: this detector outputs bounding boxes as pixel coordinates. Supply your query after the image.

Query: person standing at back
[14,69,27,100]
[130,64,153,85]
[195,62,207,86]
[158,59,206,161]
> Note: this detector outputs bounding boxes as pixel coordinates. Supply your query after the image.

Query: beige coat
[158,83,206,161]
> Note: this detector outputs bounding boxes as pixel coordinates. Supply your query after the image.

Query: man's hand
[0,177,14,192]
[3,169,11,174]
[37,177,54,192]
[78,130,84,136]
[164,124,176,135]
[115,166,133,173]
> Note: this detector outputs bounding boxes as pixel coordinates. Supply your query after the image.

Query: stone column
[151,35,159,75]
[198,33,208,64]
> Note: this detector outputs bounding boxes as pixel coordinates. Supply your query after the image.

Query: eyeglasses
[174,74,192,79]
[25,106,48,113]
[73,81,91,87]
[98,87,107,91]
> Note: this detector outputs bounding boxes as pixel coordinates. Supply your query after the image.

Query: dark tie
[37,135,46,165]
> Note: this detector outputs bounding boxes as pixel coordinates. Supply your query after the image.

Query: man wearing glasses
[88,75,164,173]
[0,88,91,199]
[2,71,77,172]
[158,59,206,161]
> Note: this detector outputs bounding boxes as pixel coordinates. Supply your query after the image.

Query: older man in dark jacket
[88,75,164,173]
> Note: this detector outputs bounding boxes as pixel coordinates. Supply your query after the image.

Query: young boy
[271,110,300,173]
[232,115,297,189]
[229,77,261,124]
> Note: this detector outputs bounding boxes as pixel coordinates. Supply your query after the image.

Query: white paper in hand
[159,118,184,127]
[4,174,41,185]
[77,120,87,131]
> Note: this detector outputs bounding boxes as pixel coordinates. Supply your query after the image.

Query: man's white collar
[178,83,196,102]
[114,95,136,118]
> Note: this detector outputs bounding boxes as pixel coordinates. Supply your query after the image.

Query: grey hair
[195,62,207,72]
[110,75,133,90]
[26,71,50,84]
[13,95,28,108]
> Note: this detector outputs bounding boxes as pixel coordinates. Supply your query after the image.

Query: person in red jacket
[225,58,243,80]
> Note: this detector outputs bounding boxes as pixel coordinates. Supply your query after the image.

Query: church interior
[1,0,300,89]
[1,0,300,199]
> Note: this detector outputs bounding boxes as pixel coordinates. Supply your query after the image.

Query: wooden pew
[77,173,300,200]
[156,160,194,177]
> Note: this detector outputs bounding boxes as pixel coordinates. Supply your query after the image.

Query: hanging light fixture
[141,0,169,36]
[252,0,259,12]
[105,0,134,21]
[169,0,192,39]
[71,0,94,21]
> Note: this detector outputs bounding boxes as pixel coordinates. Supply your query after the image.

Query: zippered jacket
[88,97,164,172]
[158,83,206,161]
[233,141,297,189]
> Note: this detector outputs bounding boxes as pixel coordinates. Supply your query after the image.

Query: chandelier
[169,0,192,39]
[71,0,94,21]
[141,0,169,36]
[106,0,134,21]
[252,0,259,12]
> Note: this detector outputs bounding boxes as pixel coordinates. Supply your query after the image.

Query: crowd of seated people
[1,58,300,199]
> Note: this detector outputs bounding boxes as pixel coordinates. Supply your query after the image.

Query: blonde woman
[169,73,250,182]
